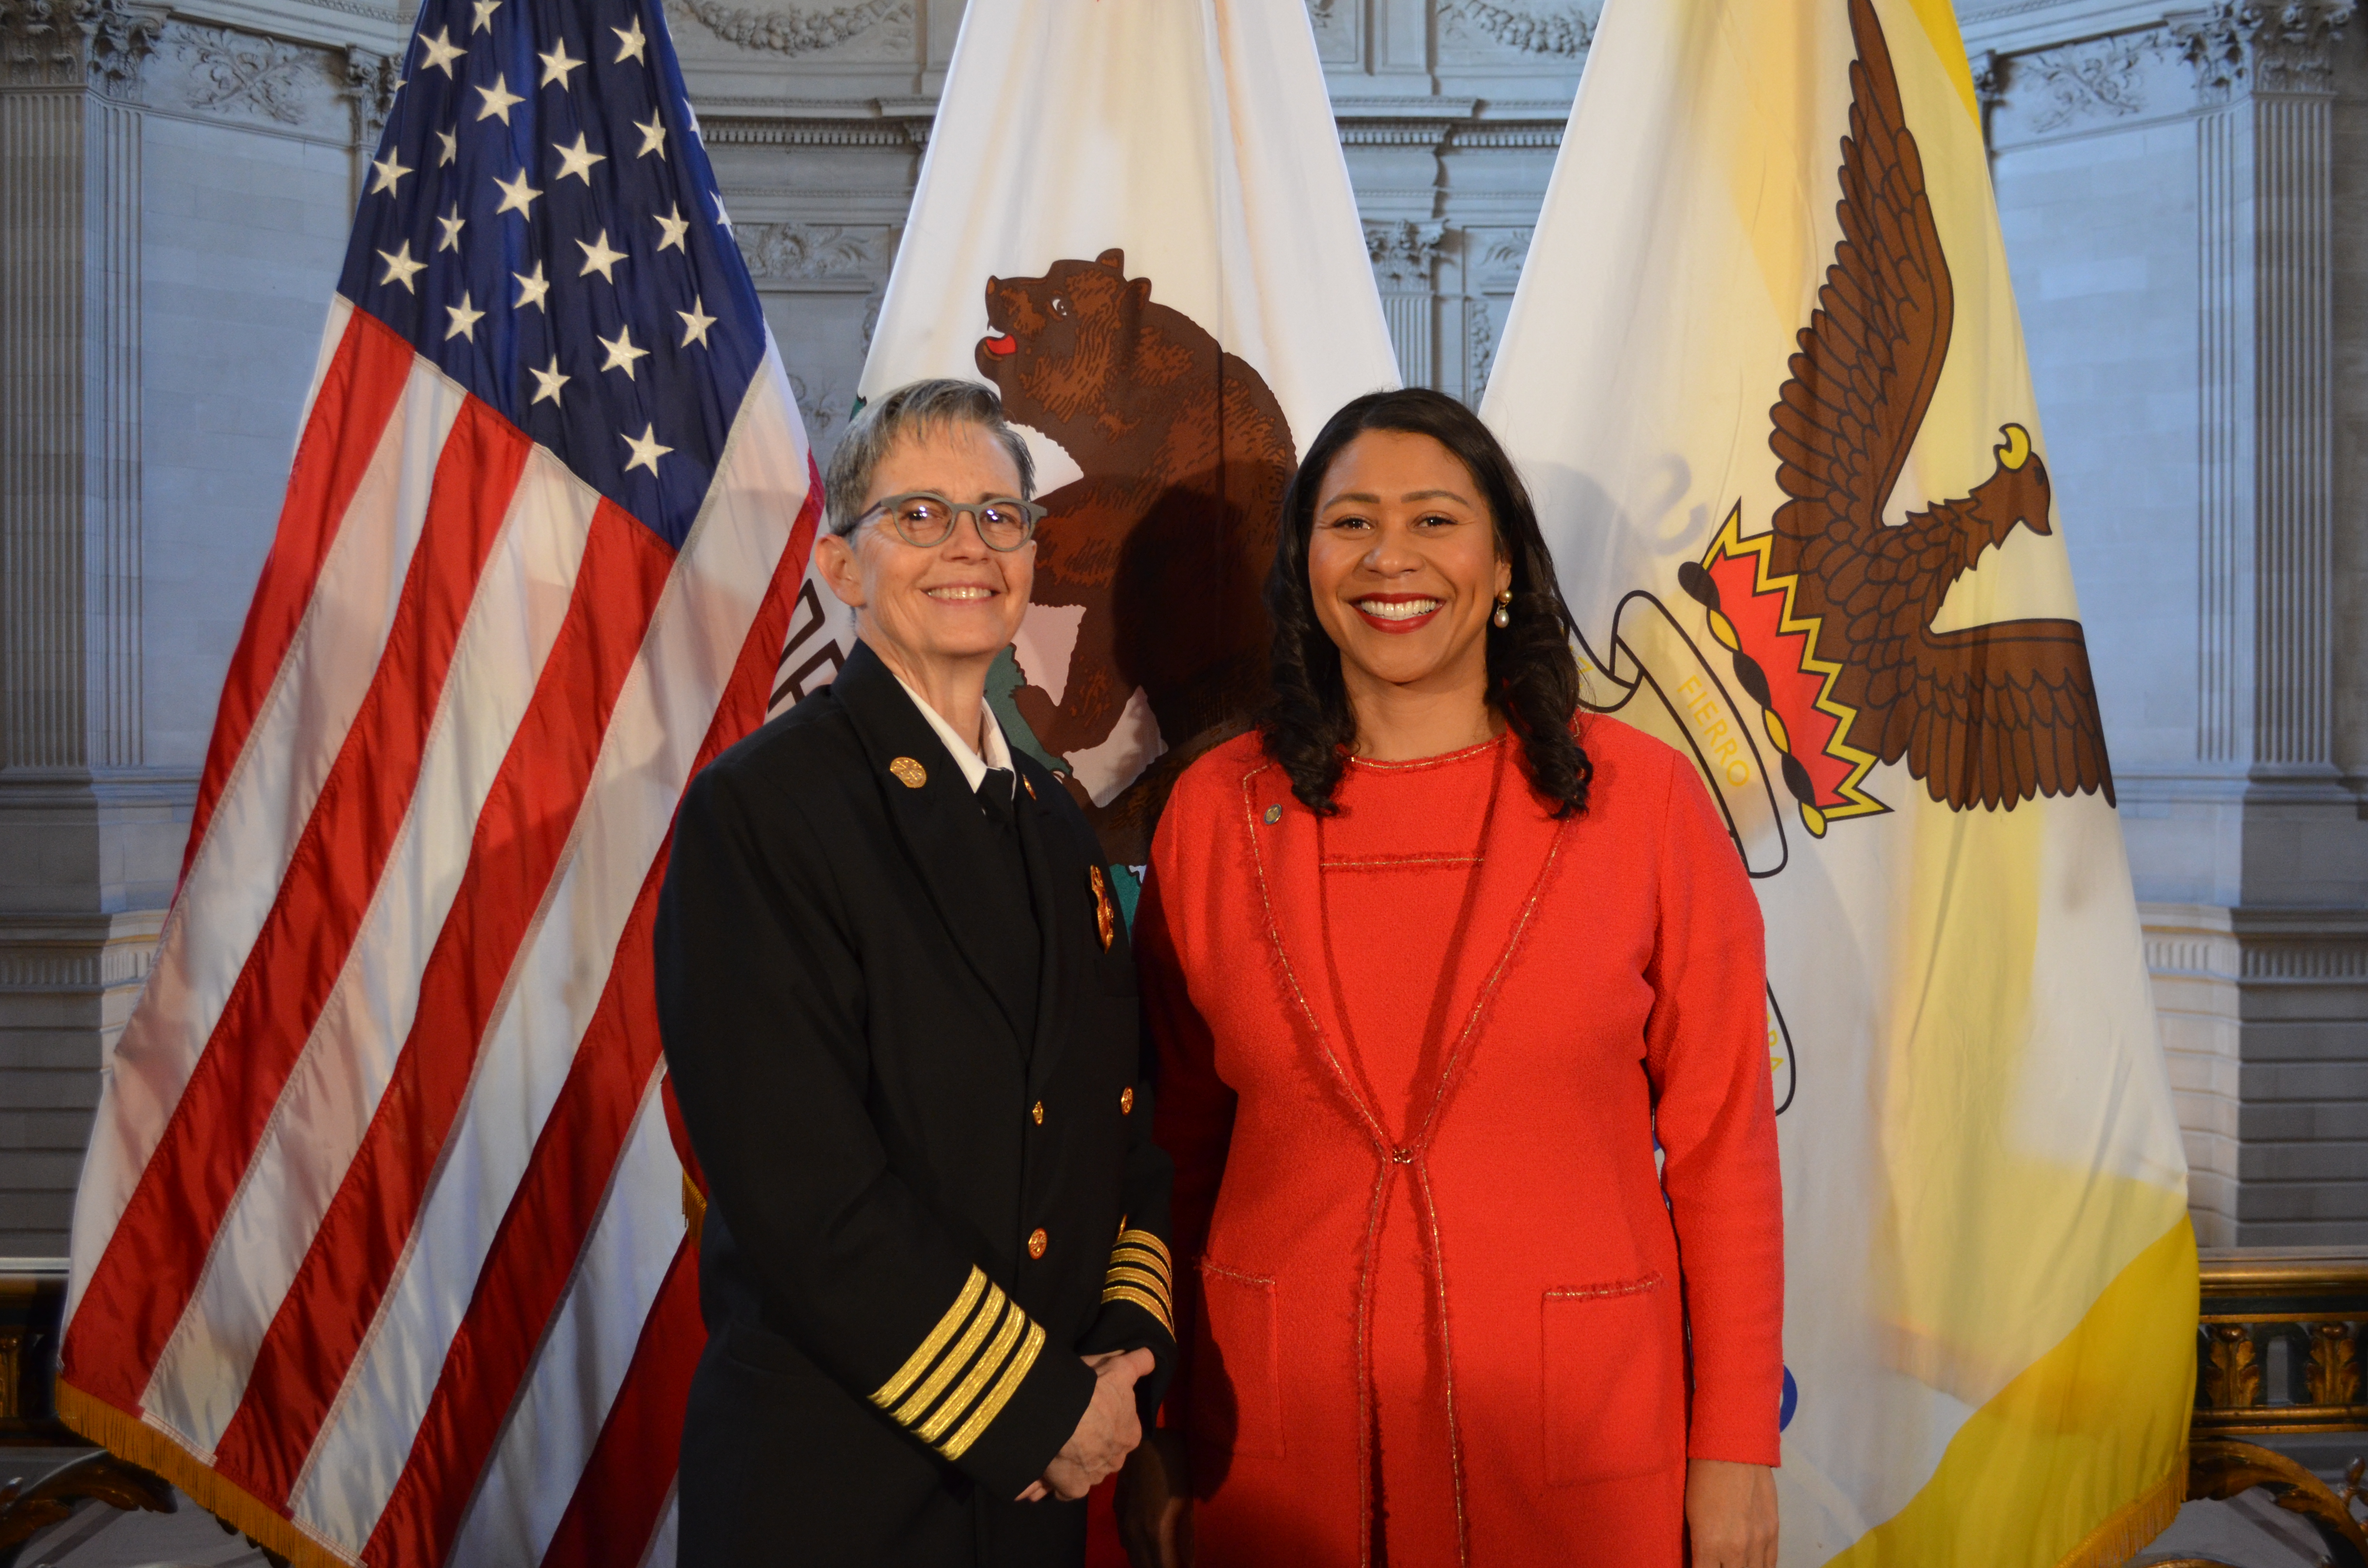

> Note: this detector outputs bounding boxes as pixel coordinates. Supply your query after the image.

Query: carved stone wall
[1,0,154,780]
[0,0,363,1255]
[2146,902,2244,1245]
[736,219,898,445]
[1970,0,2368,1244]
[1368,219,1444,390]
[0,0,164,1255]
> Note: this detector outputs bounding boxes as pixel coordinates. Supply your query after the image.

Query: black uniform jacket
[655,639,1176,1568]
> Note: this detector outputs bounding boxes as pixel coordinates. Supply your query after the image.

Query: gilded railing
[2186,1249,2368,1566]
[2196,1249,2368,1435]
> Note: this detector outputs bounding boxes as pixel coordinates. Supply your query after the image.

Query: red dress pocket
[1541,1272,1684,1485]
[1192,1260,1284,1461]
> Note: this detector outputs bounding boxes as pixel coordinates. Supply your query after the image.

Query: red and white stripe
[62,300,820,1567]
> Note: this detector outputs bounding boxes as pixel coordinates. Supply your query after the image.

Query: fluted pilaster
[1367,220,1443,394]
[2181,0,2350,780]
[0,0,156,776]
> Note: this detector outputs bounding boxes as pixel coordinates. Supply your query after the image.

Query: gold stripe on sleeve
[942,1319,1048,1460]
[920,1299,1028,1444]
[1100,1282,1174,1336]
[1105,1227,1175,1332]
[1113,1229,1172,1274]
[892,1286,1009,1426]
[870,1266,988,1410]
[1109,1245,1171,1286]
[1103,1262,1168,1297]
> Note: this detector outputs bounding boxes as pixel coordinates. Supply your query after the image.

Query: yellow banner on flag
[1482,0,2196,1560]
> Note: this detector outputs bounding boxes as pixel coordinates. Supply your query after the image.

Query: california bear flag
[1483,0,2196,1563]
[808,0,1397,883]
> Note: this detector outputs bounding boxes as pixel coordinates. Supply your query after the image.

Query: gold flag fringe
[2055,1448,2188,1568]
[57,1380,361,1568]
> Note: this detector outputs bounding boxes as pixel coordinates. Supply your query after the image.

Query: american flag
[54,0,817,1561]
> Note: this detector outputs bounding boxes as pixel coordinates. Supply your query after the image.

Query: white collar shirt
[889,667,1014,794]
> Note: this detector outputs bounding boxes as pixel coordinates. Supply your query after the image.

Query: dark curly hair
[1259,387,1591,818]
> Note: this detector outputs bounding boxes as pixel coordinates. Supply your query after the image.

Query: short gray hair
[824,378,1037,537]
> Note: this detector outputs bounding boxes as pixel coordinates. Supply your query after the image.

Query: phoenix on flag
[54,0,818,1561]
[1484,0,2195,1562]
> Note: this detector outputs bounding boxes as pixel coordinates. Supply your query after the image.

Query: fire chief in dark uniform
[656,379,1176,1566]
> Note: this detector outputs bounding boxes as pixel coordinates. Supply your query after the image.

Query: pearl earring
[1492,589,1513,629]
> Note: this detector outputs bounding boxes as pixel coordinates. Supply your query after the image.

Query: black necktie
[977,767,1016,828]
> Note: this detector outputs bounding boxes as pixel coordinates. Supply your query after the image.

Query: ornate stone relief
[2023,34,2152,131]
[1366,220,1446,290]
[1465,295,1499,403]
[1300,0,1356,66]
[665,0,910,57]
[1471,227,1532,287]
[170,24,308,123]
[737,221,895,281]
[139,19,352,137]
[1979,5,2356,139]
[1438,0,1593,57]
[2171,0,2357,98]
[344,44,399,144]
[1971,49,2008,116]
[0,0,160,92]
[1459,226,1529,405]
[741,222,895,443]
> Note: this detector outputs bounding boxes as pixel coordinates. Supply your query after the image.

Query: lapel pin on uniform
[1088,865,1117,951]
[1021,775,1036,801]
[889,757,927,789]
[1264,804,1282,825]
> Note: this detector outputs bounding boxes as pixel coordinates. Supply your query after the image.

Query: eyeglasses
[852,491,1046,552]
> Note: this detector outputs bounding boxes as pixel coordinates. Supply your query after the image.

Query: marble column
[0,0,173,1259]
[2174,0,2368,1243]
[2183,0,2350,791]
[1367,220,1445,396]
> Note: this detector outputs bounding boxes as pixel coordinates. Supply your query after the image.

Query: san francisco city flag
[813,0,1398,884]
[1482,0,2196,1563]
[56,0,816,1560]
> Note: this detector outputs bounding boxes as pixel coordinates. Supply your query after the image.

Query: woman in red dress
[1119,390,1782,1568]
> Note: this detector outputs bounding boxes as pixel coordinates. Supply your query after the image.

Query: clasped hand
[1015,1347,1155,1502]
